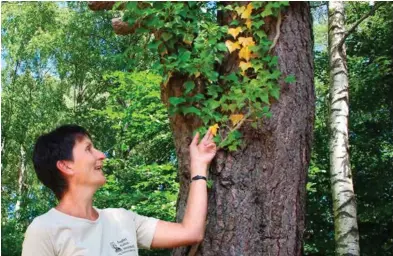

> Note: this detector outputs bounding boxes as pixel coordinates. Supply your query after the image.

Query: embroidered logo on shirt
[110,238,136,255]
[110,242,123,252]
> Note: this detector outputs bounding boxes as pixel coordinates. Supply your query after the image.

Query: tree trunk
[15,144,26,215]
[170,2,315,255]
[328,2,360,255]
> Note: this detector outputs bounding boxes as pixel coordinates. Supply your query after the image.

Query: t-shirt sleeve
[123,209,159,249]
[22,219,55,256]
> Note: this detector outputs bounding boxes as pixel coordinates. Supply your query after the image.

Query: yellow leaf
[225,40,241,53]
[183,39,192,45]
[241,3,253,19]
[209,124,219,136]
[239,61,252,72]
[194,72,201,78]
[228,27,242,39]
[230,114,244,126]
[239,46,251,61]
[238,37,255,47]
[245,19,252,29]
[235,6,245,16]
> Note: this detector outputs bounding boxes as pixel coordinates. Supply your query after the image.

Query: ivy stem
[267,11,282,54]
[217,110,252,150]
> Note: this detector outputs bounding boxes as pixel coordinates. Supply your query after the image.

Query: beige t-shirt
[22,207,158,256]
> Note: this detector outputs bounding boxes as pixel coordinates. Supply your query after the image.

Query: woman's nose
[96,149,106,160]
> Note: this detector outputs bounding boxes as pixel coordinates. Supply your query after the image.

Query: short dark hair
[32,125,90,200]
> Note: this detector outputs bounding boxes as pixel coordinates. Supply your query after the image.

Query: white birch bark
[328,2,360,255]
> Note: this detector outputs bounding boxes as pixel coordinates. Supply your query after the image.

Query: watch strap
[191,175,207,182]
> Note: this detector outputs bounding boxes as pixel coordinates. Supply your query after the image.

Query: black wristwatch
[191,175,207,183]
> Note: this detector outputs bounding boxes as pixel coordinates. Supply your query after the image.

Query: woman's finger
[207,130,214,141]
[201,128,211,143]
[206,143,216,149]
[190,132,200,147]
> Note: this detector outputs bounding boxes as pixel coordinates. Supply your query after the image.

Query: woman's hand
[189,128,217,173]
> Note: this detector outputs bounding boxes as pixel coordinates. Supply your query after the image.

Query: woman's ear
[56,160,74,176]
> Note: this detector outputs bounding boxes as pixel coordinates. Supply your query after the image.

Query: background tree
[328,1,360,254]
[305,2,393,255]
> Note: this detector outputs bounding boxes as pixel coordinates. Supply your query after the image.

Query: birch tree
[328,2,385,255]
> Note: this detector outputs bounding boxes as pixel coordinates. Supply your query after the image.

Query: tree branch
[88,2,117,11]
[111,17,143,35]
[338,2,386,49]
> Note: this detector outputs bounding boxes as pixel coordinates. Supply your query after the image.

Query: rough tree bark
[172,3,314,255]
[89,2,315,255]
[328,2,360,256]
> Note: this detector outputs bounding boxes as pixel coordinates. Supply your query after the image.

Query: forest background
[1,2,392,255]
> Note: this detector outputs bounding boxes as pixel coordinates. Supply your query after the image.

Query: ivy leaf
[182,106,201,116]
[239,46,251,61]
[254,30,267,39]
[209,123,219,136]
[179,50,191,63]
[261,6,273,17]
[230,20,239,26]
[207,180,213,189]
[260,93,269,104]
[252,20,265,29]
[239,61,252,72]
[265,112,272,118]
[228,27,242,39]
[206,71,219,82]
[161,32,173,41]
[224,72,239,83]
[235,6,246,16]
[225,40,241,53]
[269,56,279,67]
[270,87,280,100]
[184,81,195,94]
[148,41,160,50]
[192,93,205,101]
[241,3,253,19]
[238,37,255,47]
[230,114,244,126]
[183,34,194,45]
[206,99,220,110]
[228,144,238,151]
[245,19,252,29]
[284,74,296,84]
[169,97,186,106]
[216,43,227,52]
[269,70,281,79]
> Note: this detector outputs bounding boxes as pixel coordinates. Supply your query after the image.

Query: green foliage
[1,3,175,256]
[121,2,294,150]
[305,3,393,255]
